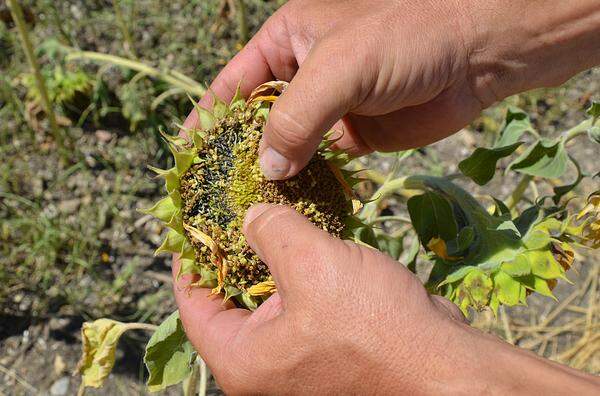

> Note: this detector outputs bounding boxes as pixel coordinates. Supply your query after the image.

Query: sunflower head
[143,81,357,309]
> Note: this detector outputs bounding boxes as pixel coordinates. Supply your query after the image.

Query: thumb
[242,203,345,300]
[259,40,360,180]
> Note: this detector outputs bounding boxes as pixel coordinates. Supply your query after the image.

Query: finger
[172,254,250,364]
[183,12,299,131]
[259,38,363,180]
[344,83,481,152]
[430,295,469,324]
[242,203,346,300]
[329,117,373,157]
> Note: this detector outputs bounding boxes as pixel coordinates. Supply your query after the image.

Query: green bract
[143,81,357,310]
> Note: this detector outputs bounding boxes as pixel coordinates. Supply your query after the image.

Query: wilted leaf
[77,319,132,388]
[145,311,196,392]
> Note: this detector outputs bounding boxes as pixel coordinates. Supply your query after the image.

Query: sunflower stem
[564,118,592,142]
[199,359,208,396]
[506,174,533,211]
[66,50,205,96]
[7,0,67,157]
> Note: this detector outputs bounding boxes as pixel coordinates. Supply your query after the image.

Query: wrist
[463,0,600,107]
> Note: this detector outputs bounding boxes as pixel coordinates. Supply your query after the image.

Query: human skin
[175,0,600,393]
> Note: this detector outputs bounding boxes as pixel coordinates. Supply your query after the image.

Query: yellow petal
[247,280,277,297]
[247,81,288,104]
[183,223,219,254]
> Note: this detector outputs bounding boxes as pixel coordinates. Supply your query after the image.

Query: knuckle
[252,204,295,234]
[267,106,316,156]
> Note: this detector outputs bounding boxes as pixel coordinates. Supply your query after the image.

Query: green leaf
[446,226,474,256]
[522,230,551,250]
[145,311,196,392]
[405,236,420,273]
[514,205,541,236]
[587,125,600,144]
[178,258,199,280]
[518,275,556,299]
[196,266,217,287]
[553,156,584,204]
[462,269,493,307]
[376,233,403,261]
[77,319,132,388]
[509,138,568,178]
[492,197,511,218]
[187,94,216,132]
[586,100,600,121]
[345,217,379,249]
[212,93,228,118]
[496,107,535,147]
[192,130,205,150]
[407,191,458,244]
[494,271,521,306]
[169,144,195,175]
[229,81,245,110]
[459,143,522,185]
[440,266,477,285]
[528,250,564,280]
[501,253,531,276]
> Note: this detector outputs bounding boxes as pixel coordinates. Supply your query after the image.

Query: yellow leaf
[76,319,130,388]
[427,237,461,261]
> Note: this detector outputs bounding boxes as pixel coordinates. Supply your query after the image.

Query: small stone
[53,355,66,376]
[95,129,113,143]
[58,199,80,215]
[50,377,70,396]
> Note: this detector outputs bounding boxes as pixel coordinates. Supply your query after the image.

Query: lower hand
[174,204,600,394]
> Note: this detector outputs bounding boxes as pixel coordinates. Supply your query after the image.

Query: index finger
[183,15,299,130]
[172,254,250,364]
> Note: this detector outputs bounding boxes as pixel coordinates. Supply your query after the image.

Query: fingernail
[259,146,291,180]
[243,203,271,233]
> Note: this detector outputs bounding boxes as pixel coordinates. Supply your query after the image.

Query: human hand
[174,204,600,394]
[184,0,600,180]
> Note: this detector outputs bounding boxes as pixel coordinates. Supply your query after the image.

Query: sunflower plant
[76,86,600,393]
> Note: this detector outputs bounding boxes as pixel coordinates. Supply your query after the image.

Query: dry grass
[472,254,600,374]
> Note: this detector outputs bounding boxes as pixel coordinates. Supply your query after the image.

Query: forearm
[441,324,600,395]
[465,0,600,107]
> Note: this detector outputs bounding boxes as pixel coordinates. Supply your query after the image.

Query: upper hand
[184,0,600,181]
